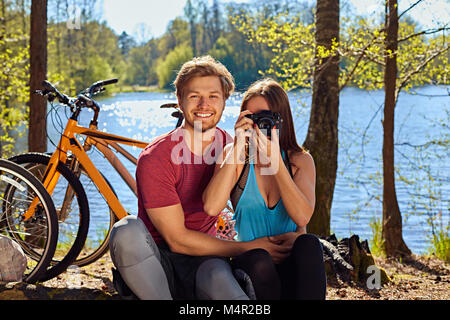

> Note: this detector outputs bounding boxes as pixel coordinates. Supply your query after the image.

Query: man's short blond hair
[174,55,235,100]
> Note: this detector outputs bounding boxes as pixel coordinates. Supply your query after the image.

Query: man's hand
[269,232,301,249]
[250,236,291,264]
[267,231,306,263]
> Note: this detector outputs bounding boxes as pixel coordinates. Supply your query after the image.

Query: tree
[0,0,29,157]
[382,0,411,257]
[29,0,47,153]
[303,0,340,236]
[184,0,198,56]
[118,31,136,56]
[156,45,193,89]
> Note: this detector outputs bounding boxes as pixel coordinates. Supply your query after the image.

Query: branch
[398,0,425,20]
[395,140,449,149]
[396,45,450,98]
[313,54,339,83]
[338,29,385,91]
[340,39,387,65]
[360,103,384,163]
[398,26,450,43]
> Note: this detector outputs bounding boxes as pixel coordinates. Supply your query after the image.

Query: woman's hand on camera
[252,126,281,168]
[233,110,253,162]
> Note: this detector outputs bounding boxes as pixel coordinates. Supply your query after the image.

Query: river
[38,85,449,255]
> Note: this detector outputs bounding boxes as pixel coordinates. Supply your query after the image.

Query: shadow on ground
[0,282,120,300]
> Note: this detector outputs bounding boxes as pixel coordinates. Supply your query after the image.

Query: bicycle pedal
[111,267,138,300]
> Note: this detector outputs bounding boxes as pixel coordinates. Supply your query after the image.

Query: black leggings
[231,234,327,300]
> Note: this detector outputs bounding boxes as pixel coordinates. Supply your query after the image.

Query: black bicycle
[0,158,58,283]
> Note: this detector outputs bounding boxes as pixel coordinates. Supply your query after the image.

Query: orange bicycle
[11,79,234,280]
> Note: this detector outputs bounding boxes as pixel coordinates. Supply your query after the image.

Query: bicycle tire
[10,152,118,267]
[9,152,90,280]
[0,158,58,283]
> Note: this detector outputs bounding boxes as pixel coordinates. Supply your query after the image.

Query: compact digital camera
[245,110,282,138]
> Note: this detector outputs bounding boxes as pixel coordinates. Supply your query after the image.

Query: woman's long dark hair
[240,78,306,154]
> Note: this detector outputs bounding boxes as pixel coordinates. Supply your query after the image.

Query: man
[110,56,280,300]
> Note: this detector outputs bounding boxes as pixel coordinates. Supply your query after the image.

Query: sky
[101,0,249,40]
[100,0,450,40]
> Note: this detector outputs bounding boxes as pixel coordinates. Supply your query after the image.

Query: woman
[203,78,326,300]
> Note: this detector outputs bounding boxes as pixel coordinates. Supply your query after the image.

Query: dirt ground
[1,253,448,300]
[326,255,450,300]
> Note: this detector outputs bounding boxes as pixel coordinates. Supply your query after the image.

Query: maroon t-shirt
[136,126,233,245]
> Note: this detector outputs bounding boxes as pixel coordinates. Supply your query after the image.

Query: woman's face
[245,96,270,114]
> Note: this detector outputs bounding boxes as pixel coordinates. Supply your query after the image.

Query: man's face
[178,76,226,132]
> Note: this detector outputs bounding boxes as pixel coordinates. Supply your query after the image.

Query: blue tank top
[233,151,297,241]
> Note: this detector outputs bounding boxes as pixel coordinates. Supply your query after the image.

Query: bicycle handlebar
[42,80,70,105]
[37,79,119,107]
[37,79,180,125]
[95,78,118,87]
[87,78,119,97]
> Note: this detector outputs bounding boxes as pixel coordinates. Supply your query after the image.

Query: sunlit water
[38,86,449,255]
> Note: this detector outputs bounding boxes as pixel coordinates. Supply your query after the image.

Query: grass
[427,228,450,262]
[369,216,386,257]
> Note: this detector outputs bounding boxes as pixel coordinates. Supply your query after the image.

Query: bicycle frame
[24,117,149,221]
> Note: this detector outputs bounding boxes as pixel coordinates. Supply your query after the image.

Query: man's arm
[202,143,243,216]
[147,204,290,260]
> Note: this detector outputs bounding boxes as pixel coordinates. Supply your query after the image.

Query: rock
[0,235,27,283]
[319,238,354,283]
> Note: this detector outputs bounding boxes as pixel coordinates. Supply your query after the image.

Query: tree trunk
[184,0,197,56]
[29,0,48,152]
[382,0,411,257]
[303,0,340,237]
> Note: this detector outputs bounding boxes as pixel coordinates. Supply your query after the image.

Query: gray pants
[109,215,249,300]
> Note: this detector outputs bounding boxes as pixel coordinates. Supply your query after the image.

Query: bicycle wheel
[0,158,58,283]
[10,152,118,267]
[9,152,90,280]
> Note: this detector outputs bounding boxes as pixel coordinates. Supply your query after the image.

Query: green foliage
[233,12,449,93]
[231,12,315,91]
[369,216,386,257]
[47,21,123,95]
[156,45,194,89]
[427,227,450,262]
[0,29,29,157]
[123,40,159,87]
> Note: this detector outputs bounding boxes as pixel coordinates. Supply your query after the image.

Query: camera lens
[257,118,274,136]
